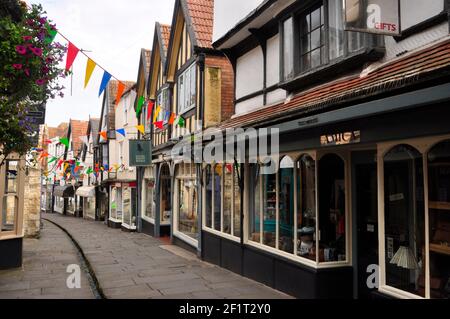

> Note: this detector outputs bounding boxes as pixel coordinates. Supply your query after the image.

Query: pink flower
[22,36,32,41]
[31,47,43,57]
[24,69,30,77]
[36,79,46,85]
[12,64,23,70]
[15,45,27,55]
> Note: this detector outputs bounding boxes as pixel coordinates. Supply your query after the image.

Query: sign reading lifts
[344,0,401,36]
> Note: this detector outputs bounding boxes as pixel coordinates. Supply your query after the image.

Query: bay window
[249,153,348,266]
[177,63,196,114]
[203,163,241,239]
[282,0,365,81]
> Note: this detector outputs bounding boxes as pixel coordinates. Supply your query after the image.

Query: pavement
[0,221,95,299]
[0,213,292,299]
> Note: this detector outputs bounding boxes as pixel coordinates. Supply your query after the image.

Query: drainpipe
[197,53,206,257]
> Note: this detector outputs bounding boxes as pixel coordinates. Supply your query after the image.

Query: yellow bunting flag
[116,82,126,106]
[153,106,161,123]
[84,58,96,88]
[136,125,145,135]
[63,163,69,172]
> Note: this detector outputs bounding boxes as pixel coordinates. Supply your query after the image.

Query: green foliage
[0,2,66,159]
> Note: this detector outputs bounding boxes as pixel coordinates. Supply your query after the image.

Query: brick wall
[23,166,41,238]
[205,55,235,122]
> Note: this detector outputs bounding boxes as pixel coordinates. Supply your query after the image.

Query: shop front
[76,186,96,220]
[53,185,75,215]
[141,164,172,237]
[108,182,137,231]
[201,91,450,299]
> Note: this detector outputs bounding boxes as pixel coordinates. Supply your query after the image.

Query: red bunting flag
[147,101,155,121]
[100,131,107,140]
[65,42,79,71]
[154,121,164,130]
[116,82,126,106]
[44,139,53,144]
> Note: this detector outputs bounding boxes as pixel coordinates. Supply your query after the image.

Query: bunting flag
[85,167,93,175]
[65,42,79,71]
[99,131,108,140]
[169,113,176,125]
[153,105,161,123]
[39,151,49,160]
[48,157,58,164]
[59,137,69,148]
[44,139,53,145]
[98,71,112,97]
[116,128,126,137]
[57,159,63,169]
[104,164,109,171]
[146,101,155,121]
[44,24,57,44]
[116,82,126,106]
[63,162,69,172]
[154,121,164,130]
[79,136,89,147]
[136,96,145,116]
[84,58,96,88]
[164,111,170,122]
[113,164,119,172]
[176,116,186,128]
[136,125,145,135]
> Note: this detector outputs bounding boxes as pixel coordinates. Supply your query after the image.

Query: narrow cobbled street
[0,213,291,299]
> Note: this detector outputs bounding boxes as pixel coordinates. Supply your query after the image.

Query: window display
[110,186,122,221]
[205,165,213,228]
[428,140,450,299]
[213,164,222,231]
[297,155,316,261]
[262,166,277,248]
[2,160,19,232]
[250,164,261,243]
[384,145,425,297]
[122,186,136,229]
[279,157,295,253]
[84,197,95,220]
[177,164,198,241]
[160,165,172,223]
[233,165,241,237]
[319,154,346,263]
[67,197,75,215]
[144,179,156,220]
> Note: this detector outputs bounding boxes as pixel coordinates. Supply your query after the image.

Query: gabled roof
[48,123,68,139]
[88,118,100,147]
[68,119,89,157]
[147,23,170,97]
[219,38,450,130]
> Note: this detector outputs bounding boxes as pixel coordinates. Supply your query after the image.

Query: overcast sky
[29,0,176,127]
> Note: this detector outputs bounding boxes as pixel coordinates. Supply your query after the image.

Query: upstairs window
[157,87,170,123]
[282,0,365,81]
[177,63,196,114]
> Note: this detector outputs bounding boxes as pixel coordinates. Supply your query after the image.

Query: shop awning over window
[53,185,75,198]
[76,186,96,198]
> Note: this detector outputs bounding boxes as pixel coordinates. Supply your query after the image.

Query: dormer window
[281,0,367,83]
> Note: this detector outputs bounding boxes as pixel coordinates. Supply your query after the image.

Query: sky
[28,0,176,127]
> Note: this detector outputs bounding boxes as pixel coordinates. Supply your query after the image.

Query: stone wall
[23,166,41,238]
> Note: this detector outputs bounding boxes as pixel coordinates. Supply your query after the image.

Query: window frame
[202,163,242,243]
[246,151,351,269]
[177,62,197,115]
[377,134,450,299]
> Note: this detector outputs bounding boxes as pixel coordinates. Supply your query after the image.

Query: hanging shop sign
[129,140,152,167]
[344,0,401,36]
[320,131,361,146]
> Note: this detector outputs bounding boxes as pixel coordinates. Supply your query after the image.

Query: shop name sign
[129,140,152,167]
[321,131,361,146]
[344,0,401,36]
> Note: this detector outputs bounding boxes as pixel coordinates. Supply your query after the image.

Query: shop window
[144,179,156,220]
[178,179,198,240]
[204,163,241,238]
[160,165,172,223]
[262,160,277,248]
[67,197,75,214]
[297,155,317,261]
[110,187,122,221]
[122,186,136,229]
[213,164,222,231]
[205,165,213,228]
[233,165,242,238]
[84,197,96,219]
[249,164,262,243]
[279,156,295,253]
[318,154,346,263]
[428,140,450,299]
[2,160,19,232]
[384,145,425,297]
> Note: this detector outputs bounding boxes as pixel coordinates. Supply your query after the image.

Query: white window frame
[141,166,156,224]
[157,87,170,124]
[202,163,241,243]
[245,151,352,269]
[177,63,196,114]
[377,134,450,300]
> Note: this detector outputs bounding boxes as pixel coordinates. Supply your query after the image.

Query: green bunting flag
[59,137,69,148]
[86,168,93,175]
[44,24,57,44]
[176,116,186,128]
[136,96,145,117]
[48,157,58,164]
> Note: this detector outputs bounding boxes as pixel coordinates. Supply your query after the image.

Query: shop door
[353,151,378,299]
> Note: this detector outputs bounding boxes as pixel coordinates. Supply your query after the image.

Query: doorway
[352,151,379,299]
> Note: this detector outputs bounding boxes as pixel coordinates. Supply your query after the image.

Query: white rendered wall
[235,94,264,115]
[236,47,264,99]
[266,34,280,87]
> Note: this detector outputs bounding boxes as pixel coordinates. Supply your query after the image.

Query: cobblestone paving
[0,221,95,299]
[41,213,292,299]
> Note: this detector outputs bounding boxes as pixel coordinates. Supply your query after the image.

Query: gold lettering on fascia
[320,131,361,146]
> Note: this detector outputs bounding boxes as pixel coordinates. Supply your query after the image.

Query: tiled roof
[159,24,171,54]
[47,122,68,140]
[220,38,450,130]
[69,119,89,155]
[185,0,214,49]
[106,80,134,131]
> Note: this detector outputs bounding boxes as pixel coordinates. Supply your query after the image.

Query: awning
[76,186,96,198]
[54,185,75,198]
